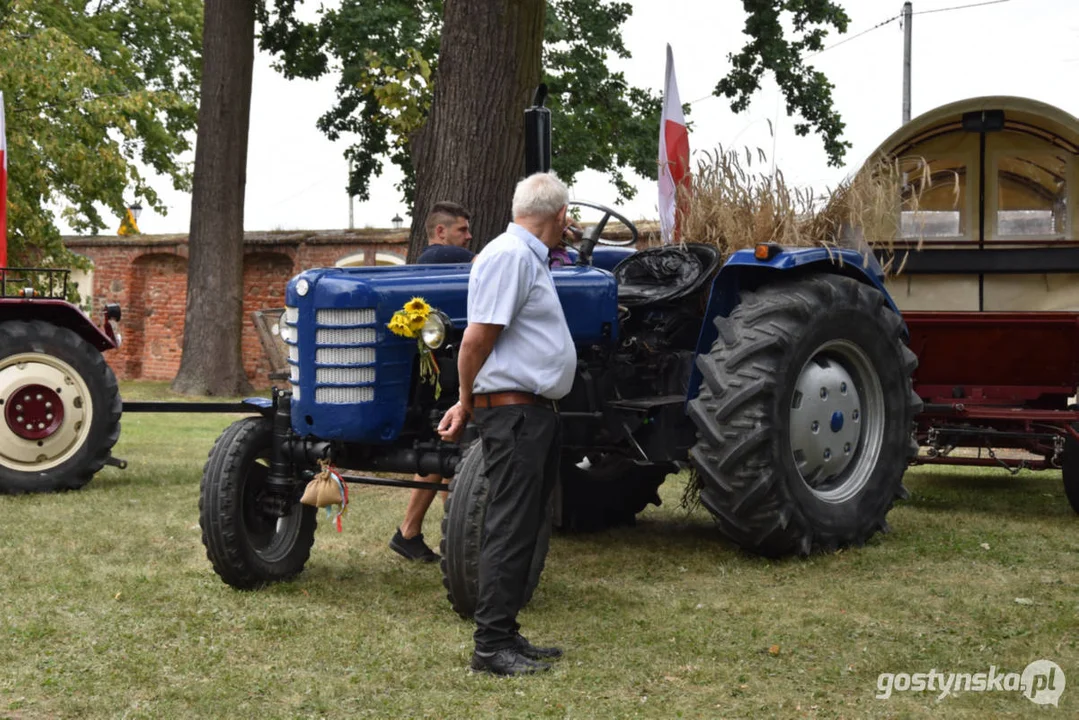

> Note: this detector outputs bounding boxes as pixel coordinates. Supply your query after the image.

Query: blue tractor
[198,212,920,607]
[199,98,920,617]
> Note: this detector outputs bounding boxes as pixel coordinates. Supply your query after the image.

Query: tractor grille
[316,327,377,345]
[316,308,376,326]
[312,307,378,404]
[315,386,375,404]
[284,305,301,401]
[316,347,375,364]
[316,367,376,384]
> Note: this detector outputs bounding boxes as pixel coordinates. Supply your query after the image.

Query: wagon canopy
[868,96,1079,312]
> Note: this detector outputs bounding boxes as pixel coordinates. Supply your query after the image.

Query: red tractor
[0,267,124,493]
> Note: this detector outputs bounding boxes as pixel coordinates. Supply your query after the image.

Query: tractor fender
[0,299,117,352]
[687,246,904,403]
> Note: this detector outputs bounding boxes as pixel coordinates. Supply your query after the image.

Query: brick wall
[65,230,409,389]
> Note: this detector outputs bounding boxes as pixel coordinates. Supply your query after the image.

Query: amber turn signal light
[754,243,780,261]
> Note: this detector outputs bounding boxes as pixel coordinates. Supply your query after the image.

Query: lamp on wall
[392,213,403,230]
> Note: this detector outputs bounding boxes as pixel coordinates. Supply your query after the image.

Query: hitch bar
[320,472,451,492]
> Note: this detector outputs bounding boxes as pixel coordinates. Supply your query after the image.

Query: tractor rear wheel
[440,442,551,620]
[1062,425,1079,514]
[688,274,921,557]
[199,417,317,589]
[557,454,674,531]
[0,320,121,493]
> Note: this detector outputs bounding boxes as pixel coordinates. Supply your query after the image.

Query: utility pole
[902,1,912,124]
[348,157,354,230]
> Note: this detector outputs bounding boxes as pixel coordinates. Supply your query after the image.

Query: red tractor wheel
[0,321,121,493]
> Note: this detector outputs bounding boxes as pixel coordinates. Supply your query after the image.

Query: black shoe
[470,648,551,676]
[515,634,563,660]
[389,529,439,562]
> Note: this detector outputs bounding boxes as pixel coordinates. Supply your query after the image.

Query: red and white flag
[0,91,7,268]
[658,44,689,244]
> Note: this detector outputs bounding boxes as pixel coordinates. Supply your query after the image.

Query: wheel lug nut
[15,404,22,411]
[45,402,52,409]
[23,395,30,402]
[844,443,851,453]
[37,423,44,430]
[25,424,32,431]
[840,382,847,393]
[811,421,820,432]
[46,413,53,420]
[35,394,42,401]
[819,387,828,400]
[16,416,23,423]
[852,409,860,421]
[823,448,832,459]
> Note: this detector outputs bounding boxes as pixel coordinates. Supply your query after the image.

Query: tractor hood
[284,262,618,342]
[282,262,618,442]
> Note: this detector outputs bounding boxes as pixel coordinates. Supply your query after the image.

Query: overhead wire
[688,0,1015,105]
[913,0,1013,16]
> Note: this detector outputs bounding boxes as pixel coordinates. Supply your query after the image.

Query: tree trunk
[171,0,256,396]
[407,0,546,262]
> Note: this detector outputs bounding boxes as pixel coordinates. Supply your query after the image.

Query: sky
[100,0,1079,237]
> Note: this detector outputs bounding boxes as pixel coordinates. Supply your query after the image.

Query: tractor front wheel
[440,442,551,620]
[199,417,317,589]
[688,273,921,557]
[0,321,121,494]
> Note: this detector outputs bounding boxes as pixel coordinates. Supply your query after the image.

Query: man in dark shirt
[390,201,474,562]
[415,201,475,264]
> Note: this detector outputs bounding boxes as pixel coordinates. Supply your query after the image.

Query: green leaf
[0,0,202,267]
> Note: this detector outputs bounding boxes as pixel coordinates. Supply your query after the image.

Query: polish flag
[0,91,6,268]
[658,44,690,244]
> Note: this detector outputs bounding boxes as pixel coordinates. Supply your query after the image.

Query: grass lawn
[0,382,1076,719]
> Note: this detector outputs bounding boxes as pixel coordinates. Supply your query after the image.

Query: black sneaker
[389,529,439,562]
[515,634,563,660]
[470,648,551,676]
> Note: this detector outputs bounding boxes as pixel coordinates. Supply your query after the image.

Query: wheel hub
[5,384,64,440]
[790,354,863,483]
[0,354,92,471]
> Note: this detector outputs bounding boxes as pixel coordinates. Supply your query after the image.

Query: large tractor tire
[0,320,121,494]
[557,454,674,532]
[440,442,552,620]
[199,417,317,590]
[688,273,921,557]
[1062,425,1079,514]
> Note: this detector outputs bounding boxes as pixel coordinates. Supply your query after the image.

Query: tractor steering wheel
[565,200,638,266]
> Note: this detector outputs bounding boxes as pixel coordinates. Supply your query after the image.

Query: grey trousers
[471,404,561,653]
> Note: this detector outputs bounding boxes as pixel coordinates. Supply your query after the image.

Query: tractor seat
[613,244,721,306]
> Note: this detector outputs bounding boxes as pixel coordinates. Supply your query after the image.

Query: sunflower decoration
[387,296,442,398]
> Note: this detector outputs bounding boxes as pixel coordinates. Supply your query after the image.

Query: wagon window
[900,158,968,240]
[995,154,1067,238]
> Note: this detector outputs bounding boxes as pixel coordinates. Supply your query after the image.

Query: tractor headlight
[421,313,447,349]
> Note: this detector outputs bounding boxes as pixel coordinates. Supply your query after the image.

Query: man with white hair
[438,171,576,676]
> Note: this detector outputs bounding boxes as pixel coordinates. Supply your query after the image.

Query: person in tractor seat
[389,201,474,563]
[438,171,575,676]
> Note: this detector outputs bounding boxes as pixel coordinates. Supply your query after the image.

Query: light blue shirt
[468,223,576,400]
